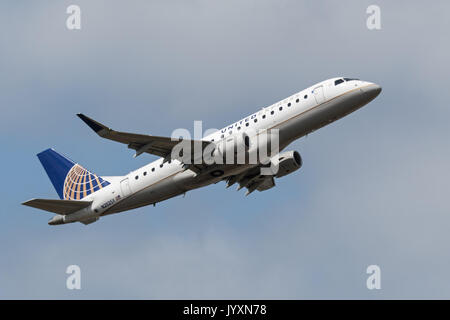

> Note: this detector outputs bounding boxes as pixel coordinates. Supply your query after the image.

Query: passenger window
[151,168,155,172]
[288,103,291,107]
[304,95,308,99]
[279,106,283,111]
[262,115,266,119]
[296,98,299,103]
[143,172,147,176]
[271,110,274,115]
[135,176,138,180]
[254,119,257,123]
[245,123,249,127]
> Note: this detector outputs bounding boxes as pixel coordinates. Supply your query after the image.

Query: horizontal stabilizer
[22,198,92,215]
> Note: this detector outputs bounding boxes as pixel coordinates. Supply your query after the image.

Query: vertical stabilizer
[37,148,109,200]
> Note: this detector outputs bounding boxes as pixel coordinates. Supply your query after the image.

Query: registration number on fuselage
[101,199,115,209]
[100,195,121,209]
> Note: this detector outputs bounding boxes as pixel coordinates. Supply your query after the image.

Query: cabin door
[120,178,132,198]
[313,86,326,104]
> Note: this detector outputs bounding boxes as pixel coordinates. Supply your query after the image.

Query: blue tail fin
[37,148,109,200]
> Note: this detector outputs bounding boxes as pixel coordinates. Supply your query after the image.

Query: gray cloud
[1,0,450,299]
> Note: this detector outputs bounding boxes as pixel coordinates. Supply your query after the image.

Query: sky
[1,0,450,299]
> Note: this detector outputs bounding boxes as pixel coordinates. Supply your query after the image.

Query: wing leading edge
[77,113,210,160]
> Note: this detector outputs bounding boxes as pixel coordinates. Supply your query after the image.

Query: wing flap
[226,167,276,195]
[256,176,275,191]
[22,198,92,215]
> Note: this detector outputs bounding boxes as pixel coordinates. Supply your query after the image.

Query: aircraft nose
[361,83,382,100]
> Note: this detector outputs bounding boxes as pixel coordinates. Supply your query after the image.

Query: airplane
[23,77,381,225]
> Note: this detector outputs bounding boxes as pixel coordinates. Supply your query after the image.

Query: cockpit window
[334,79,344,85]
[344,78,359,81]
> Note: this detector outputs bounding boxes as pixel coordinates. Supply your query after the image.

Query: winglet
[77,113,109,134]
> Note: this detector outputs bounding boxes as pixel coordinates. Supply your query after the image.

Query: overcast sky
[1,0,450,299]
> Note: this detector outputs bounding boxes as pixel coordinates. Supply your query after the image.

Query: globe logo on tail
[63,164,110,200]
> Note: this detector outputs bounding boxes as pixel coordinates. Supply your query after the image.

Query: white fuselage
[62,77,381,224]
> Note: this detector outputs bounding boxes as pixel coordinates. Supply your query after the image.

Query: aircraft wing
[77,114,211,162]
[225,166,276,196]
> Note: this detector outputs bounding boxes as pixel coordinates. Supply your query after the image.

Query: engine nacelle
[212,132,250,163]
[245,129,281,165]
[268,150,302,178]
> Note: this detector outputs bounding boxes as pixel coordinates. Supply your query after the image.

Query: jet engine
[267,150,302,178]
[212,132,250,163]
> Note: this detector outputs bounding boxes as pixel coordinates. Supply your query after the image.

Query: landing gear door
[120,178,132,198]
[313,85,326,104]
